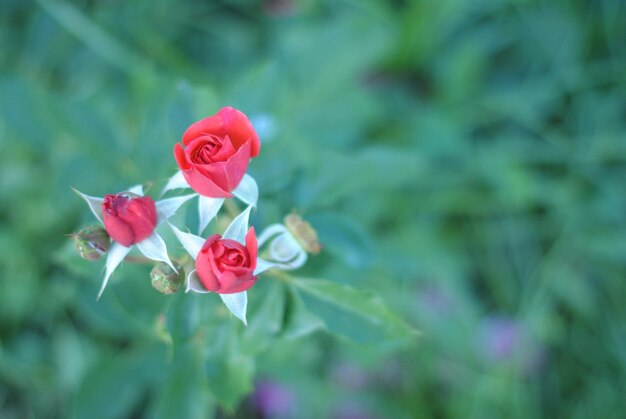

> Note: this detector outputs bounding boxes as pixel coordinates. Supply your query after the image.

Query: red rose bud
[102,193,158,247]
[73,225,111,260]
[174,107,260,198]
[195,228,258,294]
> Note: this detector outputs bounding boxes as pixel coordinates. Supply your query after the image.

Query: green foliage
[1,0,626,418]
[292,277,419,342]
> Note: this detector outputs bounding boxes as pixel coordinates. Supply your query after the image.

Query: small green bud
[150,262,185,294]
[73,225,111,261]
[284,212,322,254]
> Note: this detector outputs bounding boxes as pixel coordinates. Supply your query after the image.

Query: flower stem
[123,255,154,264]
[124,255,183,265]
[223,199,240,219]
[268,269,294,284]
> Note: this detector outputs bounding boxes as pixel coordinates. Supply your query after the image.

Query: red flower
[102,194,157,247]
[196,228,258,294]
[174,107,260,198]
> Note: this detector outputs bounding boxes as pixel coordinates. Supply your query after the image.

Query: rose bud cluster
[73,106,318,323]
[73,183,187,299]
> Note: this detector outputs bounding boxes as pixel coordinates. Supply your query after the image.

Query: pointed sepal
[168,222,205,259]
[98,242,132,300]
[232,174,258,207]
[136,232,177,272]
[198,196,225,235]
[185,269,210,294]
[72,188,104,224]
[127,184,144,196]
[220,291,248,325]
[257,224,308,270]
[156,194,197,223]
[254,258,276,275]
[161,170,189,196]
[223,205,253,244]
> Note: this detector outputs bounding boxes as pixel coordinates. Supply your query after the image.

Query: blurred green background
[1,0,626,417]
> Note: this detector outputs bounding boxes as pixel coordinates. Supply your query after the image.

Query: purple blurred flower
[331,362,369,389]
[418,284,453,315]
[374,359,405,390]
[253,379,296,418]
[481,316,520,360]
[478,315,546,375]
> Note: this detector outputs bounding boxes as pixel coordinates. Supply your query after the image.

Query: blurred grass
[1,0,626,418]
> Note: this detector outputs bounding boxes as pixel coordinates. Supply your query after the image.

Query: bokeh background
[1,0,626,418]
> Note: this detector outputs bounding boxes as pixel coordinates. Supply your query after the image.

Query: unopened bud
[150,262,185,294]
[284,212,322,254]
[73,225,111,261]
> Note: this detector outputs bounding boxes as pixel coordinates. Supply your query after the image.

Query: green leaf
[165,292,202,344]
[72,344,166,419]
[242,282,286,354]
[291,278,419,343]
[205,353,255,413]
[204,325,255,412]
[36,0,150,75]
[150,344,214,419]
[281,286,325,340]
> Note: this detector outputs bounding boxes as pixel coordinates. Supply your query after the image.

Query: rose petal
[200,139,251,193]
[218,107,260,157]
[245,227,258,271]
[218,266,252,277]
[180,166,232,198]
[213,265,256,294]
[182,113,223,147]
[102,208,135,247]
[183,107,260,157]
[210,135,237,162]
[196,240,222,292]
[186,135,238,164]
[122,196,158,244]
[174,143,190,170]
